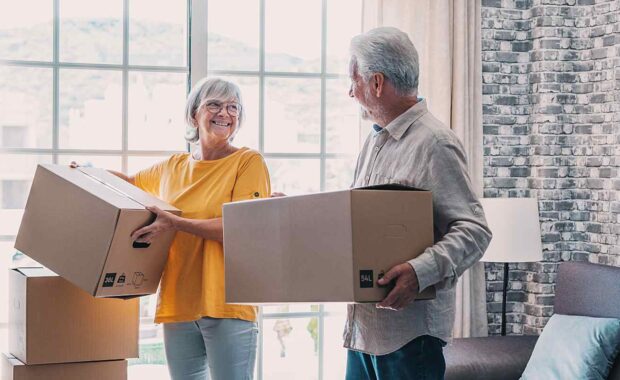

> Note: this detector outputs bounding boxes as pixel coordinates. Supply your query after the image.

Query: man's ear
[372,73,385,97]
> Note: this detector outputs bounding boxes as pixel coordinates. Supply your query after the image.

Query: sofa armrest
[609,357,620,380]
[444,336,538,380]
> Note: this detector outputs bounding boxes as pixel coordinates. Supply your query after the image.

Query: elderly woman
[75,77,270,380]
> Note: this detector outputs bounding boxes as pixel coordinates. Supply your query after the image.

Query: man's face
[348,61,374,121]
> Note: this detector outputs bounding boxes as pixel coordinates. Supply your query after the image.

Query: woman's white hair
[184,77,245,144]
[349,27,419,96]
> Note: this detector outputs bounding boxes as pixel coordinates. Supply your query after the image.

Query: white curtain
[362,0,487,337]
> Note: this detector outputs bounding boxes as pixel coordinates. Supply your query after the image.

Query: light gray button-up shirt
[343,99,492,355]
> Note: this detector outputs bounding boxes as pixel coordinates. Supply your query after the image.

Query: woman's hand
[131,205,179,244]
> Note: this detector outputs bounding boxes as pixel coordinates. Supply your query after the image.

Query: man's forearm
[409,220,492,291]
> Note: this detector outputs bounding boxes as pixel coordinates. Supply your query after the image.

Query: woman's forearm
[174,217,223,242]
[108,170,135,185]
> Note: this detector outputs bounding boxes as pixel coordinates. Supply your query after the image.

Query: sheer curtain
[362,0,487,337]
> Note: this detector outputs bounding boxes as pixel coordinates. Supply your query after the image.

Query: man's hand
[376,263,420,311]
[131,205,179,244]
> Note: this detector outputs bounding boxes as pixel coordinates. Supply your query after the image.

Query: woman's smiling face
[194,98,241,143]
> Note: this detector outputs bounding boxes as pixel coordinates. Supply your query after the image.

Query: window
[0,0,189,377]
[194,0,362,378]
[1,0,362,378]
[1,180,29,209]
[1,126,28,148]
[196,0,362,190]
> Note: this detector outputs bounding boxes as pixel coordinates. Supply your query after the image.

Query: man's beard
[359,106,371,120]
[359,86,374,121]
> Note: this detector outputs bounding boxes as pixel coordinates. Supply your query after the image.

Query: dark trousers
[345,335,446,380]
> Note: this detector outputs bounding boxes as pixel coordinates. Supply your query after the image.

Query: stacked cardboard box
[5,164,181,378]
[4,267,138,379]
[2,353,127,380]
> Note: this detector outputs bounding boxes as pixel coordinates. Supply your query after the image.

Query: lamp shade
[479,198,543,263]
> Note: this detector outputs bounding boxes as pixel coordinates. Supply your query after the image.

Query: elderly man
[344,27,492,379]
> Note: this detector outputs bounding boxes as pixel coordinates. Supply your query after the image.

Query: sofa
[445,262,620,380]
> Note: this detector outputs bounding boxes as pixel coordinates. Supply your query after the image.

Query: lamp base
[501,262,509,336]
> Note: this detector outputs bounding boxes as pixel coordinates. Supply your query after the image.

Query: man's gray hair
[184,77,245,144]
[350,27,419,96]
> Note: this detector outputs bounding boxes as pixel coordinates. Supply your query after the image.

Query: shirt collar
[371,123,383,135]
[373,99,429,140]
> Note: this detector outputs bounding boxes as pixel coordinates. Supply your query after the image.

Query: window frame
[1,0,358,377]
[0,0,191,369]
[0,0,191,172]
[191,0,355,378]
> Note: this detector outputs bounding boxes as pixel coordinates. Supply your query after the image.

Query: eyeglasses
[201,100,242,116]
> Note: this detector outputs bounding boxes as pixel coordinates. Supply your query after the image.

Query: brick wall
[482,0,619,335]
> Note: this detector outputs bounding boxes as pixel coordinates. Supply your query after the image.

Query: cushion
[521,314,620,380]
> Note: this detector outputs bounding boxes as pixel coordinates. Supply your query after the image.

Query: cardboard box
[15,164,181,297]
[2,353,127,380]
[223,185,436,304]
[9,267,139,365]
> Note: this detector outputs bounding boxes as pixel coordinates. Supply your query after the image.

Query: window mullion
[206,70,338,79]
[258,0,266,155]
[319,0,327,194]
[257,1,266,378]
[257,304,264,380]
[122,0,129,173]
[0,60,188,72]
[190,0,209,86]
[318,304,325,380]
[186,0,192,153]
[52,0,60,163]
[320,0,328,376]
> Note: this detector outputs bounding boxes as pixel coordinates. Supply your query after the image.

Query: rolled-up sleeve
[408,138,492,292]
[134,158,168,196]
[231,153,271,202]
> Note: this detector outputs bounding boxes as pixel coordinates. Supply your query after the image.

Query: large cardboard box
[8,268,139,365]
[15,164,181,297]
[223,185,436,304]
[2,353,127,380]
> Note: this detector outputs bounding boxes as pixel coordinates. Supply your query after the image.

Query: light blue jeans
[163,317,258,380]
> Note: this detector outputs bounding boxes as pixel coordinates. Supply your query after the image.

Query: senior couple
[74,27,491,380]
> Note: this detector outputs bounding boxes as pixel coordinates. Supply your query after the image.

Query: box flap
[355,183,427,192]
[2,352,22,366]
[79,167,180,213]
[9,270,27,364]
[37,165,142,209]
[2,352,19,380]
[13,267,56,278]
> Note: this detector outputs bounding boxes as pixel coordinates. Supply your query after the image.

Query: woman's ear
[185,113,199,138]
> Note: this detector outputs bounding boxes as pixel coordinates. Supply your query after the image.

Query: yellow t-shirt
[134,148,271,323]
